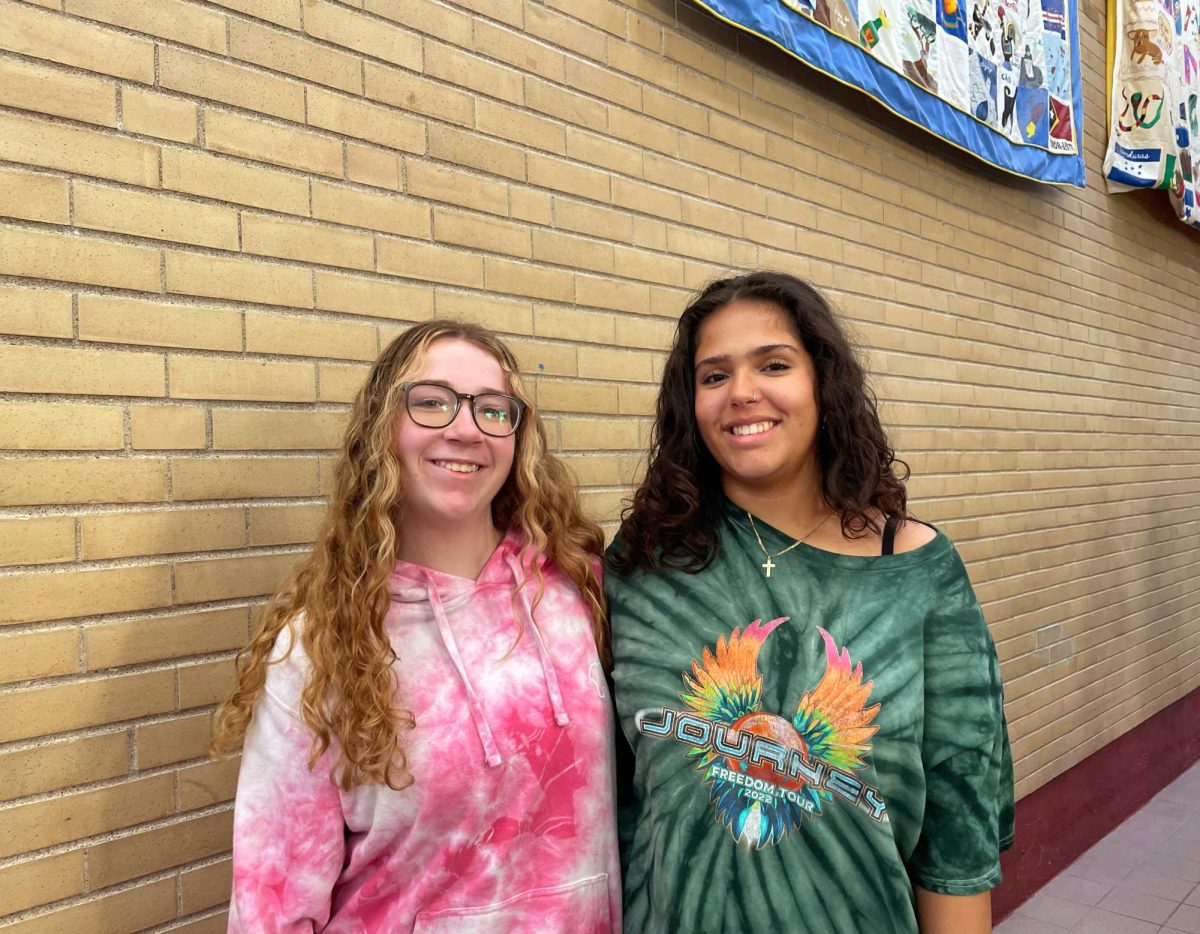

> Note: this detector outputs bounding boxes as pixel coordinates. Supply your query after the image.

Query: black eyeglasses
[399,381,525,438]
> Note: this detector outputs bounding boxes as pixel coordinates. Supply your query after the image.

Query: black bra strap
[881,514,900,556]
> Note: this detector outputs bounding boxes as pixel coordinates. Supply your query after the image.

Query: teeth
[731,422,775,436]
[435,461,480,473]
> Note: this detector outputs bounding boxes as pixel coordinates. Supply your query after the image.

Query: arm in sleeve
[228,661,346,933]
[907,550,1015,896]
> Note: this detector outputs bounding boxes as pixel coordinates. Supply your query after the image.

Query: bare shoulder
[892,518,938,554]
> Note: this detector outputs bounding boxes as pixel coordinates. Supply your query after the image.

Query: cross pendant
[761,556,775,577]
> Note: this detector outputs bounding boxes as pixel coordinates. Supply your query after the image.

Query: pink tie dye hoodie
[228,531,621,933]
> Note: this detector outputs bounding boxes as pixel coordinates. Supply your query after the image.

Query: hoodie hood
[386,530,570,768]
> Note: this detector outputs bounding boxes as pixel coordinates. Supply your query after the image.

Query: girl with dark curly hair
[607,272,1012,934]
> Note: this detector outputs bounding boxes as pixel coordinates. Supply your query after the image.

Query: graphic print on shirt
[635,618,888,849]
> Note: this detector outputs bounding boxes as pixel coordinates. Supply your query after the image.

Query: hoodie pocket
[412,873,610,934]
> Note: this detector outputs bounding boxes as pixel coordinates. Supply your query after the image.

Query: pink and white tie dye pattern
[228,532,620,934]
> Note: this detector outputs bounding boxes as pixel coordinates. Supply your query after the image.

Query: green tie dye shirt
[606,505,1014,934]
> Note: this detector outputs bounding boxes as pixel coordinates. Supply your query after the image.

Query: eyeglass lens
[406,383,521,436]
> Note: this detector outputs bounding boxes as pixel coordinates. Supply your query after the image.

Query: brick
[614,313,675,350]
[0,851,84,917]
[121,87,199,143]
[319,362,372,401]
[213,408,348,449]
[618,382,658,415]
[0,401,124,450]
[175,552,303,604]
[0,55,116,127]
[242,213,374,271]
[611,177,682,221]
[473,20,565,84]
[612,245,684,286]
[364,60,473,126]
[0,564,173,626]
[511,187,553,227]
[525,3,605,59]
[208,0,300,28]
[534,305,614,344]
[533,229,614,274]
[177,657,236,710]
[67,0,226,52]
[484,257,574,302]
[79,294,243,352]
[204,108,343,178]
[230,18,361,93]
[81,508,245,561]
[347,143,401,190]
[0,224,160,292]
[160,45,305,121]
[506,336,577,377]
[363,0,472,46]
[428,124,526,182]
[163,149,308,216]
[137,710,216,769]
[425,41,523,105]
[578,346,654,382]
[0,285,73,338]
[307,86,425,154]
[0,517,75,566]
[165,251,313,308]
[433,290,533,335]
[0,628,78,684]
[434,207,531,259]
[575,274,652,313]
[130,404,207,449]
[247,311,377,361]
[178,755,240,809]
[1,875,175,934]
[0,457,167,507]
[73,181,239,250]
[0,343,165,396]
[527,153,612,202]
[171,456,320,500]
[304,0,421,69]
[536,378,619,414]
[314,271,434,320]
[559,417,640,451]
[181,857,233,914]
[250,503,324,545]
[0,731,127,802]
[525,77,607,130]
[169,355,316,402]
[0,0,154,82]
[312,180,431,238]
[88,809,233,890]
[377,238,485,288]
[171,912,231,934]
[405,159,509,216]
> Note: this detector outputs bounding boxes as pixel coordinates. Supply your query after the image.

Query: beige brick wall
[0,0,1196,928]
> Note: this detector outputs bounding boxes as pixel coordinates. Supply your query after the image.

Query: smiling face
[391,337,517,538]
[693,298,821,503]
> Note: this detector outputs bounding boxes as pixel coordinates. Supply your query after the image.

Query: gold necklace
[747,510,832,578]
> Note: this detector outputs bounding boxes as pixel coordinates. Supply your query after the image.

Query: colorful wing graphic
[792,627,881,773]
[681,617,818,848]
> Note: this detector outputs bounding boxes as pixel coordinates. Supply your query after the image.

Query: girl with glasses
[212,321,620,933]
[606,272,1013,934]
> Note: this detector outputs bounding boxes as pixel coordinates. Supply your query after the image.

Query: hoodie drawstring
[505,552,571,728]
[422,570,503,768]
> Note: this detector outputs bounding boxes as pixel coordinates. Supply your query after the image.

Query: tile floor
[996,761,1200,934]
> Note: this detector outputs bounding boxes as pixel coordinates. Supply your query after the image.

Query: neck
[724,474,829,542]
[396,515,504,580]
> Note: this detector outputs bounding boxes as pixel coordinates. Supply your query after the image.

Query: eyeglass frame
[397,380,526,438]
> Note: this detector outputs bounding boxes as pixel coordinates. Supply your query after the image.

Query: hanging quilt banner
[685,0,1087,187]
[1101,0,1200,226]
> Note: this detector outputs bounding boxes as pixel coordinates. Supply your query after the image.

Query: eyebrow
[419,378,511,396]
[694,343,799,368]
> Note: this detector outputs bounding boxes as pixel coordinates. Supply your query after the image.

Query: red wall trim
[992,685,1200,923]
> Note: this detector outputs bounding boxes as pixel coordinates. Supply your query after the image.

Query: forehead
[411,338,508,392]
[694,299,798,359]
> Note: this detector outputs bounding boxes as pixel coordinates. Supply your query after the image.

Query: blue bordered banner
[687,0,1087,187]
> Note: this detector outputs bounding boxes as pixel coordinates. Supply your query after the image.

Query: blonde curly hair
[210,320,606,790]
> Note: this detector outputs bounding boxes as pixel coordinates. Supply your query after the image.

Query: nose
[728,369,759,406]
[443,402,484,441]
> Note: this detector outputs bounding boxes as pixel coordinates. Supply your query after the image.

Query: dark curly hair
[608,271,908,575]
